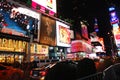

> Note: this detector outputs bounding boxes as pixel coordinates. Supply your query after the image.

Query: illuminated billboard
[81,22,89,39]
[114,33,120,48]
[32,0,56,16]
[71,40,92,53]
[112,23,119,31]
[0,38,27,52]
[56,21,71,47]
[31,43,49,55]
[39,15,56,46]
[110,11,119,24]
[0,1,40,41]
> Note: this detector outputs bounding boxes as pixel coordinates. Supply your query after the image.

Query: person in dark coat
[44,60,78,80]
[77,58,97,78]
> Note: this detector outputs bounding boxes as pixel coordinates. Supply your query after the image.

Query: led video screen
[0,0,40,41]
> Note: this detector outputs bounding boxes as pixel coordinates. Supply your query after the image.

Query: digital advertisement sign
[39,15,56,46]
[0,0,40,41]
[56,21,71,47]
[110,11,119,24]
[32,0,56,16]
[71,40,92,53]
[81,23,89,39]
[71,40,84,53]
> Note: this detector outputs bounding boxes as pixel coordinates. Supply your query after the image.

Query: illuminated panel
[56,21,71,47]
[71,40,84,52]
[32,0,56,16]
[31,43,48,55]
[109,7,115,12]
[114,33,120,48]
[0,38,27,52]
[0,1,40,41]
[39,15,56,46]
[110,11,119,24]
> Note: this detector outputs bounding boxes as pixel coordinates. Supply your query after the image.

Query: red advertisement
[114,33,120,47]
[56,21,71,47]
[81,24,89,39]
[71,40,84,52]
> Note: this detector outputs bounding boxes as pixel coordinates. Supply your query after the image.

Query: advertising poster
[39,15,56,46]
[0,1,40,41]
[56,21,71,47]
[71,40,92,53]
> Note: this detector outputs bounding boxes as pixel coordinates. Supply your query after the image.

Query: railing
[77,72,103,80]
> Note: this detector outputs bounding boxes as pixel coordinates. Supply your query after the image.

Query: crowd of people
[44,57,120,80]
[44,58,97,80]
[2,56,120,80]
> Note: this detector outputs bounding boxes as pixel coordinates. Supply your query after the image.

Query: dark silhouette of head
[44,61,78,80]
[77,58,97,78]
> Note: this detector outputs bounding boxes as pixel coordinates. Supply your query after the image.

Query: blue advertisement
[110,11,119,24]
[0,0,40,40]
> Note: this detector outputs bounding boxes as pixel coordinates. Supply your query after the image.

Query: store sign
[71,40,84,52]
[0,38,27,52]
[56,21,71,47]
[31,43,48,55]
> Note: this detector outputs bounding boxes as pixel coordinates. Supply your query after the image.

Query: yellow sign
[0,38,27,52]
[31,43,48,54]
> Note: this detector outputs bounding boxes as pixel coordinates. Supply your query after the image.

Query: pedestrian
[76,58,97,78]
[44,61,78,80]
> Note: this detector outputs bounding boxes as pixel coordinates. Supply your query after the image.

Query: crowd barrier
[77,72,103,80]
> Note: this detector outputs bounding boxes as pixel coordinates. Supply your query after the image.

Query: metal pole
[27,34,33,63]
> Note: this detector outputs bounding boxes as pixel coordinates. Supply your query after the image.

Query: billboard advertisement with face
[39,15,56,46]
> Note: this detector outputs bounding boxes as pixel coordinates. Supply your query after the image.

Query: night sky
[57,0,120,54]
